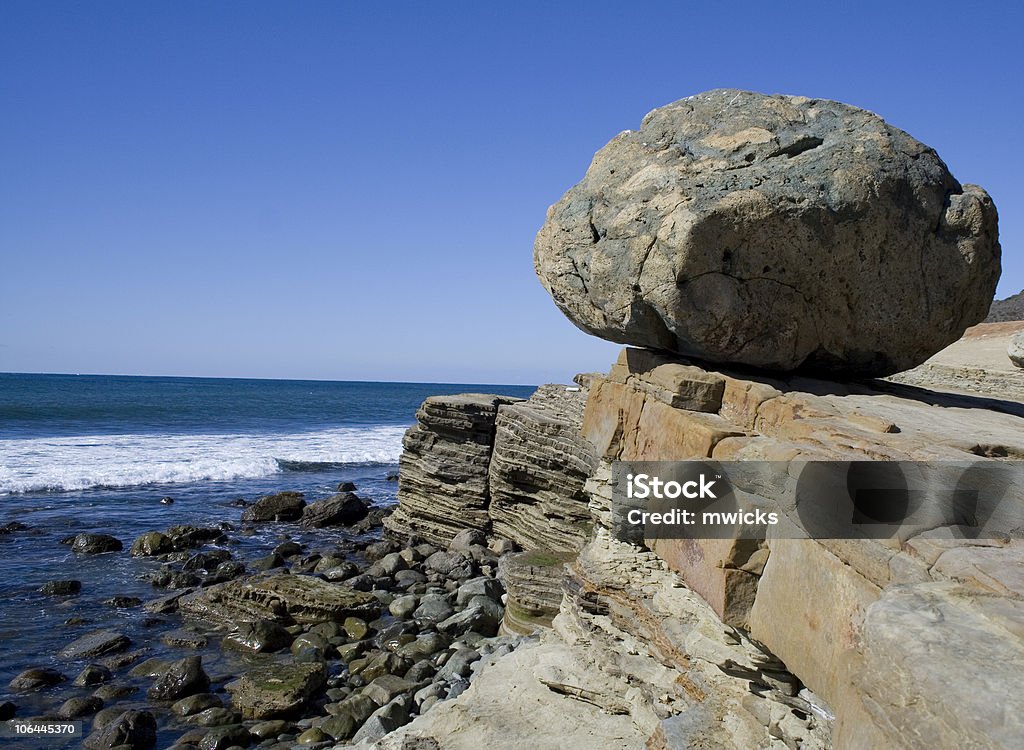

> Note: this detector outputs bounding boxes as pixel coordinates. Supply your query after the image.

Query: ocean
[0,373,534,742]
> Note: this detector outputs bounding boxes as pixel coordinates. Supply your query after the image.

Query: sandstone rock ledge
[375,346,1024,750]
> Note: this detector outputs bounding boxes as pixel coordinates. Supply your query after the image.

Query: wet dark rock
[131,531,173,557]
[9,667,65,692]
[148,655,210,700]
[143,589,192,614]
[319,711,357,741]
[60,629,131,659]
[351,506,390,534]
[160,496,174,505]
[249,553,285,572]
[0,521,28,534]
[190,707,241,726]
[183,549,232,573]
[71,533,123,554]
[172,693,224,717]
[0,701,14,719]
[161,630,208,649]
[338,481,358,492]
[273,540,303,557]
[342,617,369,640]
[241,491,306,523]
[249,719,291,740]
[405,659,436,682]
[385,472,399,482]
[356,651,411,682]
[83,709,157,750]
[104,596,142,608]
[300,492,370,529]
[197,724,252,750]
[73,664,112,687]
[56,695,104,718]
[226,662,326,720]
[222,619,294,653]
[166,525,226,550]
[290,632,331,662]
[39,579,82,595]
[91,683,138,700]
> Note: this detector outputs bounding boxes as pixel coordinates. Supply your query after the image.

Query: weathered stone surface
[60,630,131,660]
[385,394,522,546]
[226,662,326,719]
[535,89,1000,375]
[488,384,596,552]
[241,491,305,522]
[177,573,379,625]
[838,583,1024,749]
[1010,332,1024,368]
[222,619,293,653]
[299,491,369,528]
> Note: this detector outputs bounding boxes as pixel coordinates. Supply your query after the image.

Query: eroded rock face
[534,89,1000,376]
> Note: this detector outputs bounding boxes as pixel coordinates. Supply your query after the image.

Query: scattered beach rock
[73,664,112,687]
[130,531,173,556]
[241,491,306,522]
[83,709,157,750]
[172,692,224,716]
[9,667,65,692]
[148,655,210,700]
[534,88,1000,375]
[56,695,103,718]
[222,618,294,652]
[226,661,326,719]
[60,629,131,660]
[71,533,123,554]
[300,492,370,528]
[39,579,82,595]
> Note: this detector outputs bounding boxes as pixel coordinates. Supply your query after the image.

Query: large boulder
[241,491,306,522]
[300,492,370,528]
[534,88,1000,376]
[83,709,156,749]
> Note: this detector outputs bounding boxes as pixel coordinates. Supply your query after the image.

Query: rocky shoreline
[5,487,532,749]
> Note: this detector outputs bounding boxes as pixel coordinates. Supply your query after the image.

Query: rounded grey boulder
[1009,332,1024,368]
[534,89,1000,375]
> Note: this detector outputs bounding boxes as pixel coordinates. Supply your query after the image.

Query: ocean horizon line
[0,370,540,389]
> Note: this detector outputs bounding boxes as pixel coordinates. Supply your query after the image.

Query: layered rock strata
[384,395,521,546]
[381,346,1024,749]
[385,386,596,552]
[488,383,596,551]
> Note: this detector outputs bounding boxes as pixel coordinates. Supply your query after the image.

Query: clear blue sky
[1,1,1021,384]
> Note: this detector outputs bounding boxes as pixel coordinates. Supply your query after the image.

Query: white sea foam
[0,425,407,494]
